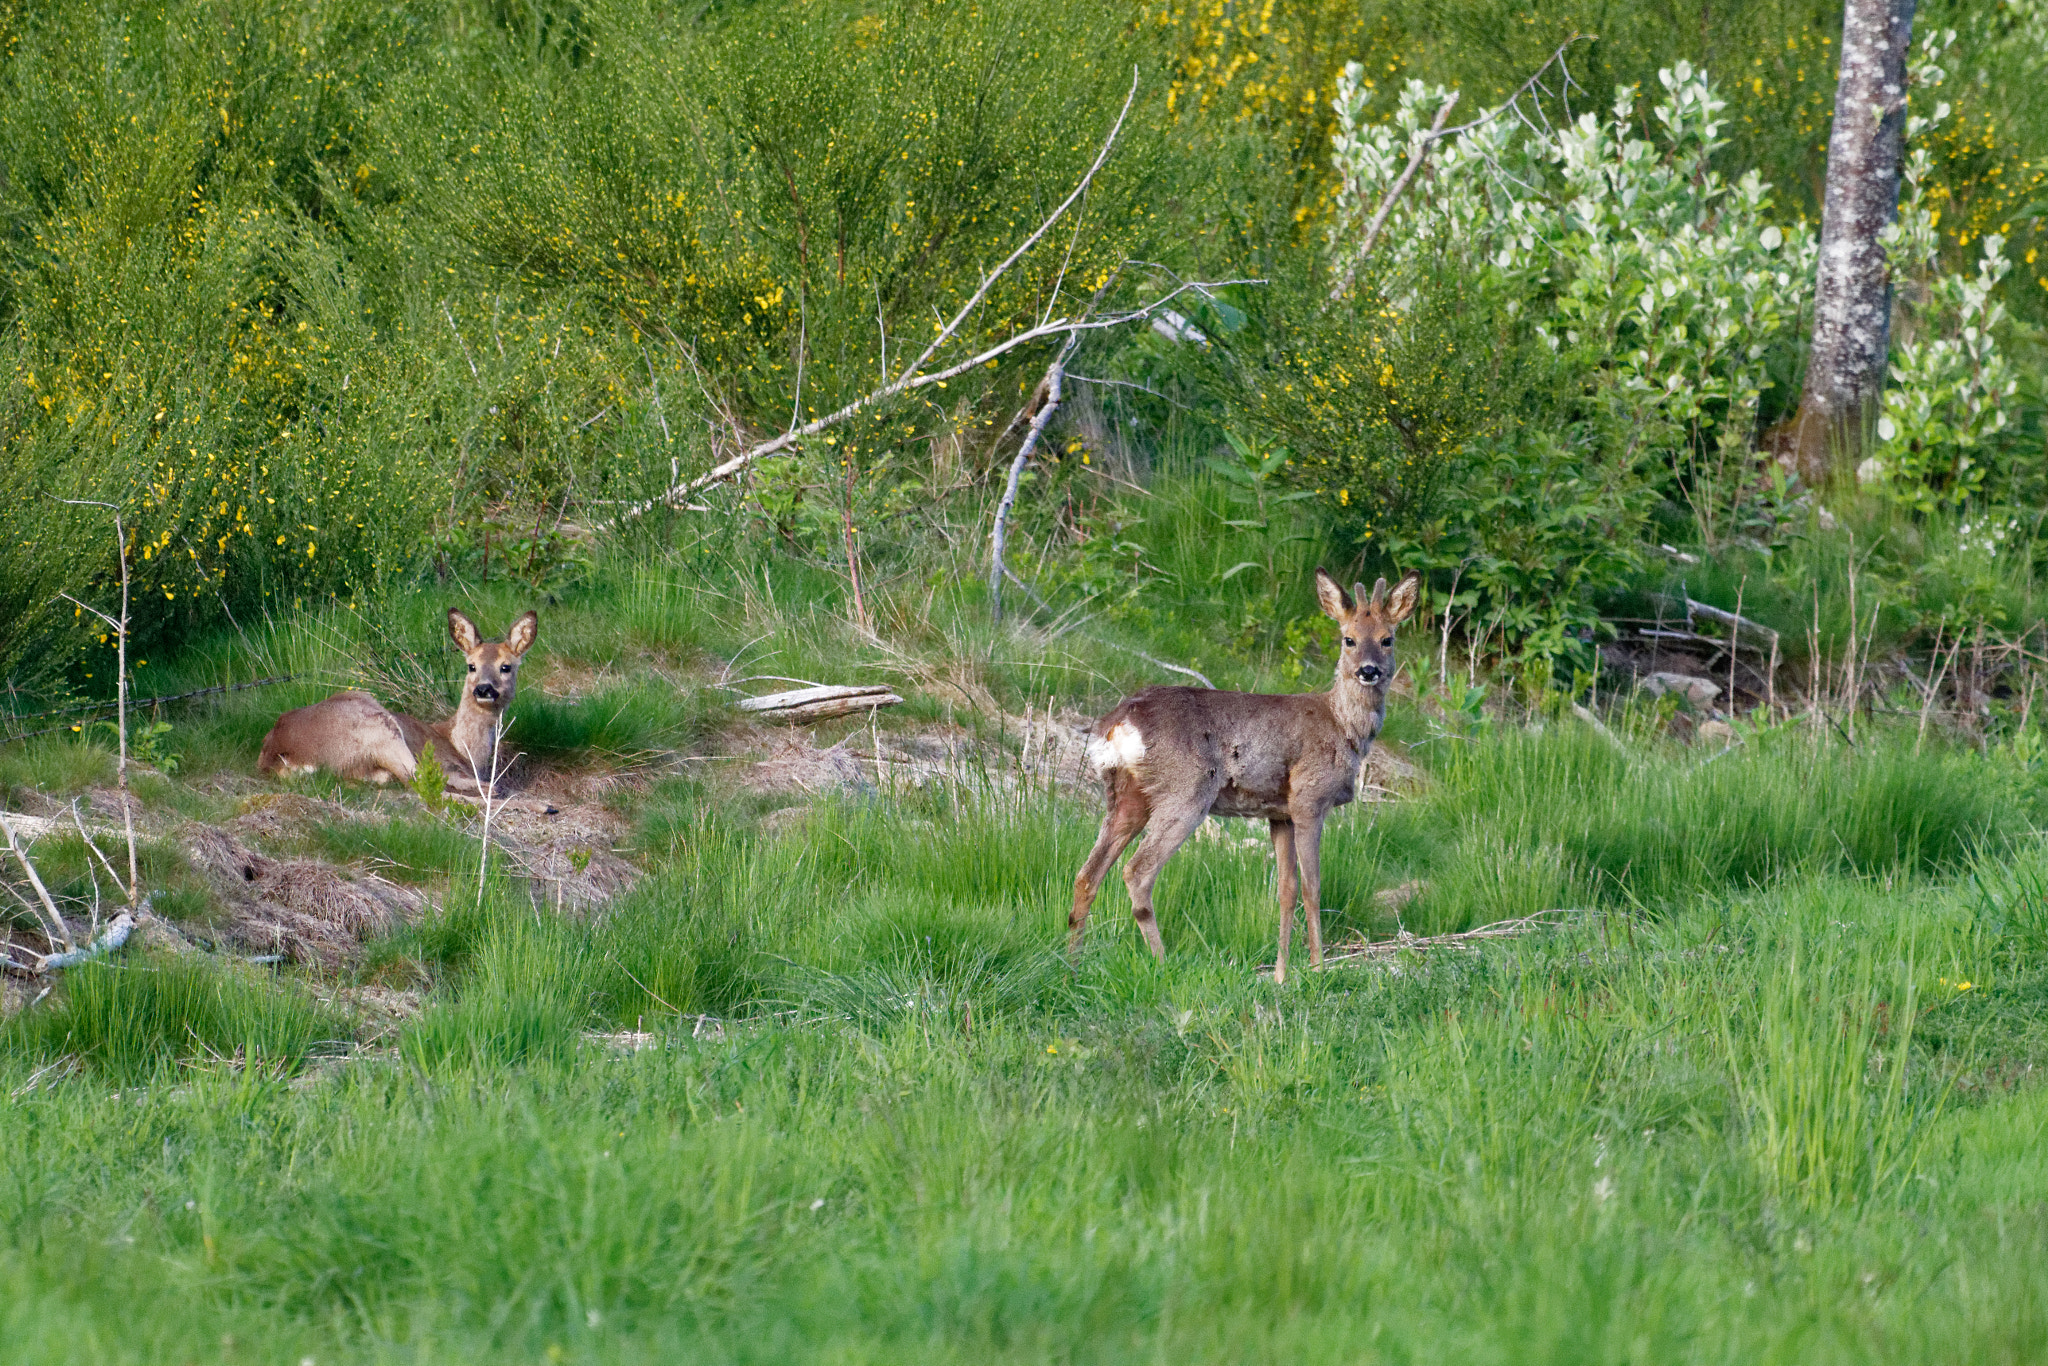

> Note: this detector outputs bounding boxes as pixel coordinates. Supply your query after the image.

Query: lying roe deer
[1071,569,1420,983]
[258,609,537,794]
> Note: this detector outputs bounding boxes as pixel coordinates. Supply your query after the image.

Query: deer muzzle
[472,683,500,703]
[1354,663,1383,686]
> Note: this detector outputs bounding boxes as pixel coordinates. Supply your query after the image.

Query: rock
[1697,719,1737,747]
[1375,880,1427,914]
[1642,672,1721,710]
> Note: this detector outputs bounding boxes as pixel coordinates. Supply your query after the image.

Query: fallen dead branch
[597,71,1260,529]
[3,909,139,977]
[739,684,903,726]
[0,809,71,953]
[1318,909,1591,967]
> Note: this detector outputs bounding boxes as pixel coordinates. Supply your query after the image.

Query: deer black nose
[1355,663,1382,685]
[473,683,499,702]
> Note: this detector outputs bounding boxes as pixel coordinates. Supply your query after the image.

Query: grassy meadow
[4,532,2048,1363]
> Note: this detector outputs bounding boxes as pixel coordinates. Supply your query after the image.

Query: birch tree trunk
[1789,0,1917,485]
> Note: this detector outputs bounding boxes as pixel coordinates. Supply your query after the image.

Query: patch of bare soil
[746,734,872,797]
[482,796,641,914]
[183,824,427,969]
[226,791,370,843]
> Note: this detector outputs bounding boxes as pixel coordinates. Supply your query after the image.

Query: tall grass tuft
[7,959,347,1081]
[1721,899,1939,1211]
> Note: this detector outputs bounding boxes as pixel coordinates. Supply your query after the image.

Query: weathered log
[738,684,896,714]
[746,693,904,727]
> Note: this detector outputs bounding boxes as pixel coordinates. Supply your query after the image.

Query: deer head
[1316,568,1420,697]
[449,608,538,719]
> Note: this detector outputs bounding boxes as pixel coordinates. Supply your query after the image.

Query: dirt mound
[227,791,364,843]
[462,797,641,914]
[747,735,870,796]
[183,825,426,969]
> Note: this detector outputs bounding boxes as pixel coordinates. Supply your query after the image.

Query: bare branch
[1330,34,1590,300]
[990,339,1077,623]
[595,277,1261,529]
[0,811,71,952]
[898,67,1139,387]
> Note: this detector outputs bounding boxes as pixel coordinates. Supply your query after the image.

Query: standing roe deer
[258,609,537,794]
[1071,569,1419,983]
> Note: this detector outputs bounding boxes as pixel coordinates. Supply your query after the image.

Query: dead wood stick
[595,276,1257,529]
[897,68,1138,388]
[53,498,139,906]
[0,810,71,952]
[748,695,904,726]
[990,345,1072,623]
[1329,35,1588,300]
[737,684,895,712]
[1684,598,1780,652]
[36,910,136,972]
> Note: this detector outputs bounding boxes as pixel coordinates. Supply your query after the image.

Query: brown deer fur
[257,609,538,793]
[1070,569,1419,982]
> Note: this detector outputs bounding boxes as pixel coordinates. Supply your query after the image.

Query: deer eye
[467,664,476,672]
[1343,636,1355,647]
[1381,636,1393,647]
[499,664,511,674]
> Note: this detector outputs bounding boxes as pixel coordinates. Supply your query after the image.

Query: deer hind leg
[1119,800,1210,963]
[356,724,420,788]
[1270,818,1300,984]
[1071,778,1149,959]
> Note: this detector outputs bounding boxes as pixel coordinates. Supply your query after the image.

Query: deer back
[257,691,416,782]
[1091,686,1360,822]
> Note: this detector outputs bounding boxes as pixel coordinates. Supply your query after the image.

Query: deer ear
[506,610,538,657]
[448,609,481,653]
[1385,571,1422,625]
[1314,568,1351,621]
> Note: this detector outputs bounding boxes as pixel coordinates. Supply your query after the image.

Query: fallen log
[738,685,903,726]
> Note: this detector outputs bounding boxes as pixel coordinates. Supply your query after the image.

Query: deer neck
[438,698,503,776]
[1325,670,1385,745]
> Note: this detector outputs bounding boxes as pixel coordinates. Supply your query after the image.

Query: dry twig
[1318,909,1590,967]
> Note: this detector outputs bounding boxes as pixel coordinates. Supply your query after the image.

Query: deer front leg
[1291,808,1328,971]
[1270,818,1299,985]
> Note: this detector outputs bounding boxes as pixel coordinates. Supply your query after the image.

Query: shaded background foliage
[1,0,2043,689]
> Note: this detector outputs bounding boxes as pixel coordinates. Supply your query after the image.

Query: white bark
[1793,0,1917,481]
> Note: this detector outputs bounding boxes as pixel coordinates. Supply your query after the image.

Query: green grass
[6,712,2048,1359]
[5,957,349,1082]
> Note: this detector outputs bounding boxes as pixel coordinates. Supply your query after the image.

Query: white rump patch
[1086,721,1147,774]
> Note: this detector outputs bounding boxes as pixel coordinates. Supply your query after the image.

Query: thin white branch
[595,278,1261,529]
[0,811,71,952]
[989,338,1077,622]
[898,67,1139,388]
